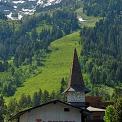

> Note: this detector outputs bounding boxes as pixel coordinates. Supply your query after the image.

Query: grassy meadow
[76,8,102,27]
[6,32,82,101]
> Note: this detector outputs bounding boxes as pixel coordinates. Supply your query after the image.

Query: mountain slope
[7,32,81,101]
[0,0,62,20]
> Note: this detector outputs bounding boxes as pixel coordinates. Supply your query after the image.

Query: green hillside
[76,8,102,27]
[7,32,81,101]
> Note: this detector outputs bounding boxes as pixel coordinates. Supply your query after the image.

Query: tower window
[64,108,70,112]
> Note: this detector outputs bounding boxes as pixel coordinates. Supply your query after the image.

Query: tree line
[0,10,79,67]
[83,0,121,17]
[80,0,122,87]
[0,9,79,97]
[0,86,66,121]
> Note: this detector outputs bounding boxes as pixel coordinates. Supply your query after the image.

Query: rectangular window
[64,108,70,112]
[36,119,42,122]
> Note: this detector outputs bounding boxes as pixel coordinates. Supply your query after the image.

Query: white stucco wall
[19,102,81,122]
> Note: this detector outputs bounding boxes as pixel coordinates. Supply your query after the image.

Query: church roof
[64,48,90,93]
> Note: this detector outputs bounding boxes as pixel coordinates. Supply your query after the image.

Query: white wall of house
[19,102,81,122]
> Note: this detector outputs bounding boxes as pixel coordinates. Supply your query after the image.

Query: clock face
[67,92,85,102]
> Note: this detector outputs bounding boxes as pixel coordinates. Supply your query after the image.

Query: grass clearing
[6,32,81,102]
[76,8,102,27]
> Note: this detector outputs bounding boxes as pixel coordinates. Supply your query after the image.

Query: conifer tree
[105,105,115,122]
[32,92,41,107]
[113,98,122,122]
[42,90,50,103]
[0,96,5,122]
[60,78,66,93]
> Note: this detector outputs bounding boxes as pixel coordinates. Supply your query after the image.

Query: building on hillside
[9,48,105,122]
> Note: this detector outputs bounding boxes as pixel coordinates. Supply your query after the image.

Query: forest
[0,0,122,121]
[80,0,122,87]
[0,9,79,97]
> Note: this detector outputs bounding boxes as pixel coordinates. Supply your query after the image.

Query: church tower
[64,48,90,107]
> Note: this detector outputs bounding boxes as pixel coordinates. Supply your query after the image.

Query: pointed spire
[64,48,90,93]
[69,48,84,87]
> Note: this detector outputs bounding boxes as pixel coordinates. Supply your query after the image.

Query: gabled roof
[9,100,89,121]
[64,48,90,93]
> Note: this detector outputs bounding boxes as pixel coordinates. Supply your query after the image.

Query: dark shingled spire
[64,48,90,93]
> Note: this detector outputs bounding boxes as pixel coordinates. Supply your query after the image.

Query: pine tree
[38,89,42,104]
[26,95,32,108]
[50,91,56,100]
[105,98,122,122]
[0,96,5,122]
[113,98,122,122]
[19,94,28,109]
[60,78,66,93]
[32,92,41,107]
[7,98,18,119]
[42,90,50,103]
[105,105,115,122]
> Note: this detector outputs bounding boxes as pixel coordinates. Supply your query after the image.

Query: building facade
[10,49,105,122]
[11,100,87,122]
